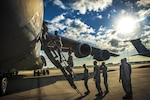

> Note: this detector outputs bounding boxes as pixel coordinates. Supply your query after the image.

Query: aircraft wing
[109,52,120,57]
[48,33,119,61]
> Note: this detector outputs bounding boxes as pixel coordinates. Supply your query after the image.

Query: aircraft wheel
[0,77,8,95]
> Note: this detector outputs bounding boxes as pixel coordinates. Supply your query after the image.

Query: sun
[116,16,136,34]
[113,15,140,40]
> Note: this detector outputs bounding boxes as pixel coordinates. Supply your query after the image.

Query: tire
[0,77,8,95]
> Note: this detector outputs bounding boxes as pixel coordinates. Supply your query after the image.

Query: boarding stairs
[41,32,82,95]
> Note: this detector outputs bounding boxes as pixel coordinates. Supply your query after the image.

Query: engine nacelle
[73,43,92,58]
[92,48,110,61]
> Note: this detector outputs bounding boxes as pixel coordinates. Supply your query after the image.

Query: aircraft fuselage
[0,0,44,72]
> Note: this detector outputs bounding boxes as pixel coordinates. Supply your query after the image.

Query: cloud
[64,19,73,26]
[125,1,134,9]
[47,15,95,41]
[44,0,66,10]
[98,25,106,32]
[53,0,66,9]
[70,0,113,14]
[142,37,150,44]
[109,39,119,47]
[136,9,150,39]
[48,23,67,31]
[143,25,150,30]
[107,14,111,19]
[50,14,65,23]
[136,0,150,7]
[93,28,135,53]
[97,15,103,19]
[137,9,150,20]
[120,9,127,14]
[139,29,150,39]
[62,18,96,43]
[72,19,95,33]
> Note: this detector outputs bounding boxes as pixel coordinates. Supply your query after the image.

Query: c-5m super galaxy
[0,0,118,95]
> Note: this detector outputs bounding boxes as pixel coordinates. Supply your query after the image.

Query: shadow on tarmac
[122,96,133,100]
[74,91,109,100]
[1,70,116,96]
[94,92,108,100]
[3,73,87,96]
[75,93,89,100]
[137,65,150,68]
[74,70,116,81]
[5,75,57,95]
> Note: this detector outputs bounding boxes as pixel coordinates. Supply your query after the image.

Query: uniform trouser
[122,77,132,95]
[55,43,62,62]
[104,77,108,91]
[95,78,102,93]
[84,79,89,91]
[66,66,73,78]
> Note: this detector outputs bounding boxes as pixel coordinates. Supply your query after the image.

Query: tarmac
[0,63,150,100]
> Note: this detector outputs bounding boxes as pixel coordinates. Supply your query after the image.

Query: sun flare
[116,16,136,34]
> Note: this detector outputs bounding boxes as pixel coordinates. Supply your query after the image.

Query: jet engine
[91,48,110,61]
[73,43,92,58]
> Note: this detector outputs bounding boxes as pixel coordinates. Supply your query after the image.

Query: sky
[41,0,150,67]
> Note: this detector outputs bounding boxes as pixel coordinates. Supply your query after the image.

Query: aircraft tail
[130,39,149,53]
